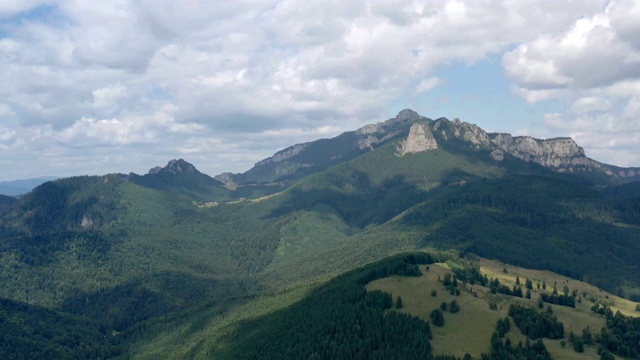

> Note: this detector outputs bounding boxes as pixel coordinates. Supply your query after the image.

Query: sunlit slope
[367,259,638,359]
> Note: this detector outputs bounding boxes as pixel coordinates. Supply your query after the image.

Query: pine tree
[440,301,448,312]
[430,309,445,327]
[525,278,533,290]
[450,300,460,314]
[396,295,403,309]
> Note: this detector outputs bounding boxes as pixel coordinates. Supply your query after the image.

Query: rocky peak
[356,109,423,136]
[395,109,420,122]
[152,159,199,175]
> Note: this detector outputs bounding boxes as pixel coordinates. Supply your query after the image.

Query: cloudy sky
[1,0,639,180]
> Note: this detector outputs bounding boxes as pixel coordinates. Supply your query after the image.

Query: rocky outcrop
[213,172,235,185]
[436,117,491,148]
[489,148,504,161]
[397,123,438,155]
[356,132,400,150]
[620,169,639,177]
[153,159,198,175]
[80,214,93,228]
[490,134,591,169]
[255,144,307,167]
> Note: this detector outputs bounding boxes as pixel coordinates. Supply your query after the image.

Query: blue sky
[0,0,639,180]
[391,57,565,135]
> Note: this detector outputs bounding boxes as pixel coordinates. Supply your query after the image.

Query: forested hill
[0,194,16,214]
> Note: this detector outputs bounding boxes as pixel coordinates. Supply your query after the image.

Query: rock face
[213,172,235,185]
[80,214,93,228]
[490,134,591,169]
[397,123,438,155]
[255,144,307,167]
[449,118,491,147]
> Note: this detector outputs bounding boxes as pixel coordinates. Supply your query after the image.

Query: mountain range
[0,109,639,359]
[0,177,58,196]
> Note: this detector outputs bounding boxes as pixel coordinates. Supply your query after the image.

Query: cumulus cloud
[0,0,639,179]
[502,0,640,167]
[570,96,612,114]
[416,77,441,93]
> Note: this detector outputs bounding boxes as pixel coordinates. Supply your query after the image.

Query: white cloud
[416,77,441,93]
[0,0,639,179]
[92,83,127,108]
[570,96,612,114]
[504,3,640,92]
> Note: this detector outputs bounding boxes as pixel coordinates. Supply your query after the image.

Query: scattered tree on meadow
[440,301,448,312]
[450,300,460,314]
[430,308,445,327]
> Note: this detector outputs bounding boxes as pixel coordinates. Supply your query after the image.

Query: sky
[1,0,639,180]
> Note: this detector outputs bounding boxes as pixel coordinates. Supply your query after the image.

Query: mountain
[127,158,232,201]
[0,176,58,196]
[0,109,639,359]
[217,109,640,190]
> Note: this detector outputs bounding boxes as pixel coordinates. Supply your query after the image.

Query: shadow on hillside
[266,173,434,228]
[59,272,260,333]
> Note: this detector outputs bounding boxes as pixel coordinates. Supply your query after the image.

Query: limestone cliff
[490,134,592,170]
[255,144,307,167]
[397,123,438,155]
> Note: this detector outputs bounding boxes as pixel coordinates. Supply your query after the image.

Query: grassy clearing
[368,259,637,359]
[480,258,640,318]
[367,264,500,358]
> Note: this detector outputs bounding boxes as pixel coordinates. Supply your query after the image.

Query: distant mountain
[128,158,231,201]
[217,109,640,188]
[0,176,58,196]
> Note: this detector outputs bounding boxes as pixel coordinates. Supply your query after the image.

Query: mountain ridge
[216,109,640,188]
